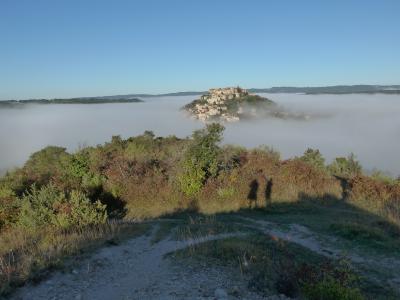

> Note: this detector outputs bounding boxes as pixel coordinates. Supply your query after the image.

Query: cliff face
[183,87,277,122]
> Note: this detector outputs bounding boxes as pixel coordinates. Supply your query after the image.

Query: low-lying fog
[0,93,399,176]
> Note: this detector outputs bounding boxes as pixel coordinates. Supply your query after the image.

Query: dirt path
[10,225,278,300]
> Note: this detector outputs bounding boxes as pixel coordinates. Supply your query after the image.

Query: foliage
[298,259,363,300]
[23,146,70,185]
[302,277,364,300]
[62,150,104,192]
[18,184,107,229]
[178,123,224,196]
[370,169,397,185]
[328,153,362,177]
[252,145,281,161]
[299,148,326,170]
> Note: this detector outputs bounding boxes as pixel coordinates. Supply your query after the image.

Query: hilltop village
[183,87,276,122]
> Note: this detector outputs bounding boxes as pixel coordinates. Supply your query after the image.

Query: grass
[150,220,181,244]
[167,201,400,299]
[172,214,251,241]
[0,222,149,296]
[172,228,398,299]
[237,200,400,256]
[171,233,367,299]
[329,222,400,251]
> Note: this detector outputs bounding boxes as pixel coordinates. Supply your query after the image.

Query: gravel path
[10,225,282,300]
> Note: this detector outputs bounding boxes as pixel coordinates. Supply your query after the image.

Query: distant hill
[249,85,400,94]
[0,97,143,107]
[96,85,400,98]
[1,85,399,103]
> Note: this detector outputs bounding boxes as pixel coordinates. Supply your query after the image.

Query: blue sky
[1,0,399,99]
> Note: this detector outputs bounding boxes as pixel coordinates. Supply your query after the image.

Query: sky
[0,0,399,99]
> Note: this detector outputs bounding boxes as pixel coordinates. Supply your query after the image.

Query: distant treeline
[2,85,399,105]
[96,85,400,98]
[0,97,143,107]
[250,85,400,94]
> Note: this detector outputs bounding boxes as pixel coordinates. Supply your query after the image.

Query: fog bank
[0,93,399,176]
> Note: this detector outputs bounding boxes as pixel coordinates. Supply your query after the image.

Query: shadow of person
[265,178,273,207]
[334,175,350,200]
[247,179,259,208]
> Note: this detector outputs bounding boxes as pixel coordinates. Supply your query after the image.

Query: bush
[18,184,107,229]
[252,145,281,161]
[328,153,362,178]
[299,260,364,300]
[62,150,104,192]
[0,188,19,229]
[299,148,326,170]
[23,146,70,184]
[302,277,364,300]
[178,123,224,196]
[370,169,397,185]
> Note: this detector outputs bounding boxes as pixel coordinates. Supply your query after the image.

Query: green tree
[178,123,224,196]
[328,153,362,177]
[62,150,104,191]
[24,146,70,184]
[300,148,325,170]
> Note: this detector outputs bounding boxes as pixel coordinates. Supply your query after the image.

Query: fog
[0,93,399,176]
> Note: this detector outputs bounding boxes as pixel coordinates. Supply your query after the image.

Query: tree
[178,123,224,196]
[328,153,362,177]
[300,148,325,170]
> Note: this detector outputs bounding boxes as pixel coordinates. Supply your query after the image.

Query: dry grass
[348,175,400,226]
[0,222,149,296]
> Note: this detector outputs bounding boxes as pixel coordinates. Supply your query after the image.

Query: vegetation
[250,85,400,94]
[172,231,364,299]
[0,97,143,107]
[1,124,399,297]
[178,124,224,196]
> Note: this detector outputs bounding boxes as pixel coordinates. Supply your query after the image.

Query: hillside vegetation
[0,98,143,108]
[1,124,400,298]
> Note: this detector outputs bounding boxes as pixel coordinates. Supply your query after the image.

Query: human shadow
[247,179,259,208]
[265,178,273,207]
[334,175,350,200]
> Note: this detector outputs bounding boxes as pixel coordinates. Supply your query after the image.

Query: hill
[0,97,143,108]
[183,87,308,122]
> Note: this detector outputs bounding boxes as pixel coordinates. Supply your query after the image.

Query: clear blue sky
[1,0,399,99]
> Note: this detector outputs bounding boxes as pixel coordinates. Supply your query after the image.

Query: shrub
[23,146,70,185]
[216,187,236,198]
[302,277,364,300]
[62,150,104,192]
[219,145,246,171]
[328,153,362,178]
[252,145,281,161]
[0,188,19,229]
[18,184,107,229]
[370,169,397,185]
[347,175,400,225]
[299,260,364,300]
[299,148,326,170]
[178,123,224,196]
